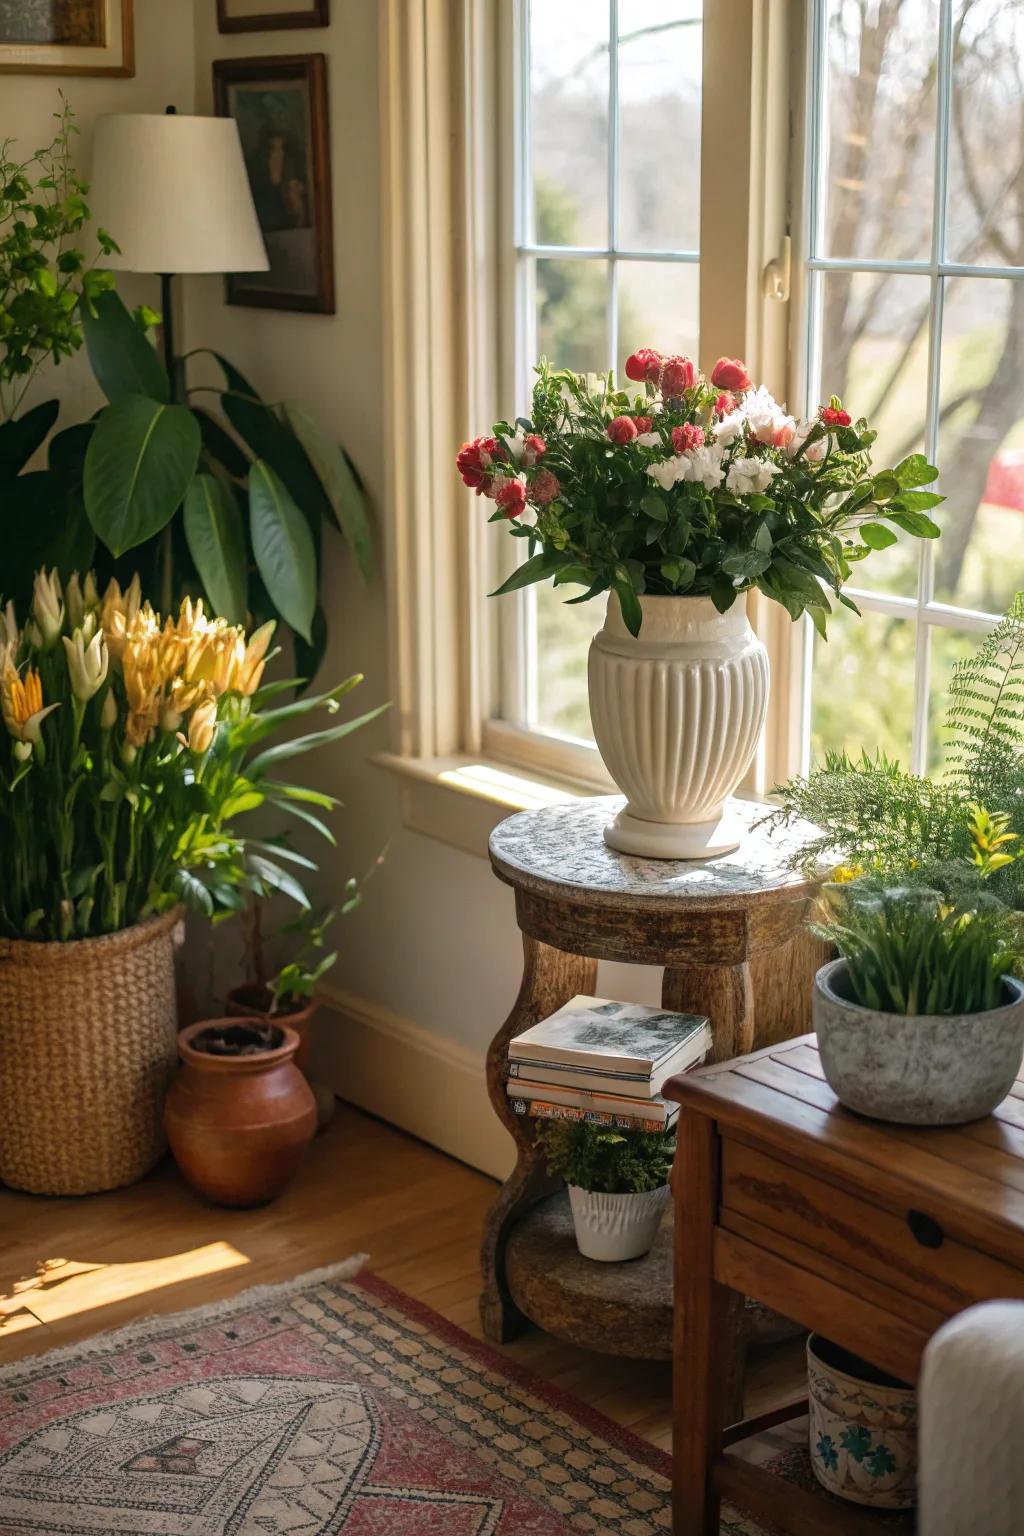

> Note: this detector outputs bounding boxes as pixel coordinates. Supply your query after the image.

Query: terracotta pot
[224,983,317,1074]
[165,1018,317,1207]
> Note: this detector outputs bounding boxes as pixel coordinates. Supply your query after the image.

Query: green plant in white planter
[535,1118,675,1263]
[812,885,1024,1125]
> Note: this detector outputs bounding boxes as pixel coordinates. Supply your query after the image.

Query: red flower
[522,433,546,465]
[821,406,852,427]
[625,348,662,383]
[661,355,697,396]
[456,434,503,495]
[530,468,561,506]
[714,391,738,416]
[632,415,653,434]
[671,423,705,454]
[495,478,527,519]
[711,357,753,392]
[607,415,639,445]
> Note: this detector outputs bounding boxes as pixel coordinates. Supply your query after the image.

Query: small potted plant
[812,884,1024,1125]
[535,1118,675,1262]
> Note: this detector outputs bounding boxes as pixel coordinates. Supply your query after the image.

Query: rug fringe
[0,1253,369,1383]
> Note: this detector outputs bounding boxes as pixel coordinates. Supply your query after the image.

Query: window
[496,0,703,761]
[801,0,1024,776]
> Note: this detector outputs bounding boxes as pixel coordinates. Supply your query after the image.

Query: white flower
[62,627,109,702]
[726,456,782,497]
[713,409,747,447]
[646,457,682,491]
[785,421,828,463]
[0,600,18,652]
[32,569,63,650]
[742,385,796,447]
[636,431,661,448]
[686,446,726,491]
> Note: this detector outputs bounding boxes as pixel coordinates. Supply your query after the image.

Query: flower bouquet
[457,350,942,858]
[0,569,384,1195]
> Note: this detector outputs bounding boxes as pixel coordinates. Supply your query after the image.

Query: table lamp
[88,108,269,378]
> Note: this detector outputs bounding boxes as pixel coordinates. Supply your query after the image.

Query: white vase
[567,1183,670,1262]
[588,592,769,860]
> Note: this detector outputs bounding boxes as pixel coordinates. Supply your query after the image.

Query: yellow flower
[100,574,142,663]
[237,620,276,695]
[1,666,60,744]
[830,863,864,884]
[186,696,218,754]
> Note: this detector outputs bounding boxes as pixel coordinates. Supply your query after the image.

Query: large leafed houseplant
[458,350,942,859]
[0,570,384,1196]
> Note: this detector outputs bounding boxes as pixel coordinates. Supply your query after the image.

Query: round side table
[479,795,825,1394]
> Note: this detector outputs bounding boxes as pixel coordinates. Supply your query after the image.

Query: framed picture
[0,0,134,75]
[213,53,334,315]
[217,0,328,32]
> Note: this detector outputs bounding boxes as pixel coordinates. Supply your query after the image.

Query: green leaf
[247,701,390,779]
[48,420,93,485]
[246,853,310,908]
[173,868,214,916]
[83,395,201,556]
[612,572,642,636]
[183,473,248,623]
[3,470,75,604]
[489,549,568,597]
[722,548,771,579]
[0,398,59,477]
[893,453,940,488]
[283,401,373,579]
[860,521,898,551]
[194,407,251,479]
[892,489,944,512]
[249,460,317,642]
[885,508,941,539]
[82,290,169,405]
[294,604,327,691]
[871,471,900,503]
[640,489,668,522]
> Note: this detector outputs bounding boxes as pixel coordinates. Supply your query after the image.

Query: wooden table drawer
[721,1139,1024,1316]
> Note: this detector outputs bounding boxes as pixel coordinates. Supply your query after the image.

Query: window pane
[927,625,980,774]
[618,0,702,251]
[534,583,597,741]
[535,257,608,374]
[530,2,609,247]
[616,261,699,381]
[817,270,931,597]
[821,0,938,262]
[810,605,915,767]
[933,277,1024,614]
[947,0,1024,265]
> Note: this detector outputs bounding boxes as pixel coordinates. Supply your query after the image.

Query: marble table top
[489,796,821,909]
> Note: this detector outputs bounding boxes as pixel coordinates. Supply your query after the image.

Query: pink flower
[530,468,561,506]
[821,405,852,427]
[714,391,738,416]
[456,434,503,495]
[625,348,662,383]
[607,415,639,445]
[632,415,653,434]
[495,478,527,519]
[711,357,753,392]
[661,355,697,396]
[671,423,705,454]
[522,433,547,465]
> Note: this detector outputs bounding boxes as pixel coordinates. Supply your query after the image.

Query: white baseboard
[315,984,514,1181]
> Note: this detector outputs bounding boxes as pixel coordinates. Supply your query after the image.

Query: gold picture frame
[0,0,134,77]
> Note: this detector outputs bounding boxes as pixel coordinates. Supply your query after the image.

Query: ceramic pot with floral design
[807,1333,917,1509]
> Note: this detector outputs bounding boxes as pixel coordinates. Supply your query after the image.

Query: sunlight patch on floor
[1,1243,250,1325]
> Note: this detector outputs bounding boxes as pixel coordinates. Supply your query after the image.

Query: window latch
[762,236,792,303]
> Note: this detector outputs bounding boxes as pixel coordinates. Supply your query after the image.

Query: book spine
[509,1098,675,1134]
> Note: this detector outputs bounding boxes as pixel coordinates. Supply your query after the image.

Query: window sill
[373,751,596,858]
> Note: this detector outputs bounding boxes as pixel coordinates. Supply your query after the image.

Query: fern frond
[946,592,1024,797]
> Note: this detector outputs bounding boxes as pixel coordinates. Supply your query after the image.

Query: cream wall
[3,1,659,1181]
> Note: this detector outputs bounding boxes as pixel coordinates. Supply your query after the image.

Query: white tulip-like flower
[62,627,109,702]
[0,599,18,652]
[101,690,118,730]
[712,409,747,447]
[636,431,661,448]
[65,571,99,631]
[726,457,783,497]
[31,569,64,650]
[680,445,727,491]
[646,457,684,491]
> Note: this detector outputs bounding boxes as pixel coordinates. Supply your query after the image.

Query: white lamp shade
[89,113,269,275]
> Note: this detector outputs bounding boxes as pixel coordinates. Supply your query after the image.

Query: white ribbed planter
[567,1183,670,1262]
[588,592,769,859]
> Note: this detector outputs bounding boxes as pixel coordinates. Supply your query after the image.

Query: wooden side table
[665,1035,1024,1536]
[479,795,827,1371]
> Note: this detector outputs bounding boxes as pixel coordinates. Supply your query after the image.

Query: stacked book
[506,995,712,1133]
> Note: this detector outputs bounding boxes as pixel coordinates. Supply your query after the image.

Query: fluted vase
[588,592,769,859]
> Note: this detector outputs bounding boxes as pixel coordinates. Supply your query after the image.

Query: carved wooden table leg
[662,963,754,1064]
[479,936,598,1343]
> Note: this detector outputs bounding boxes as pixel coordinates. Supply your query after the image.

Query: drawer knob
[907,1209,944,1249]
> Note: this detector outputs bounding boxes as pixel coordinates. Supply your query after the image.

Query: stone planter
[588,592,768,860]
[813,958,1024,1125]
[0,908,182,1195]
[807,1333,917,1509]
[567,1183,670,1262]
[165,1018,317,1207]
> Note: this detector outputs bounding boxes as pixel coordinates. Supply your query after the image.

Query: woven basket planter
[0,908,183,1195]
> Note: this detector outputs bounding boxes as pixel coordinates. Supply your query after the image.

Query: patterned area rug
[0,1258,771,1535]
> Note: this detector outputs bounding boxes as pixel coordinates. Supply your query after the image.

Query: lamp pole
[159,104,177,613]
